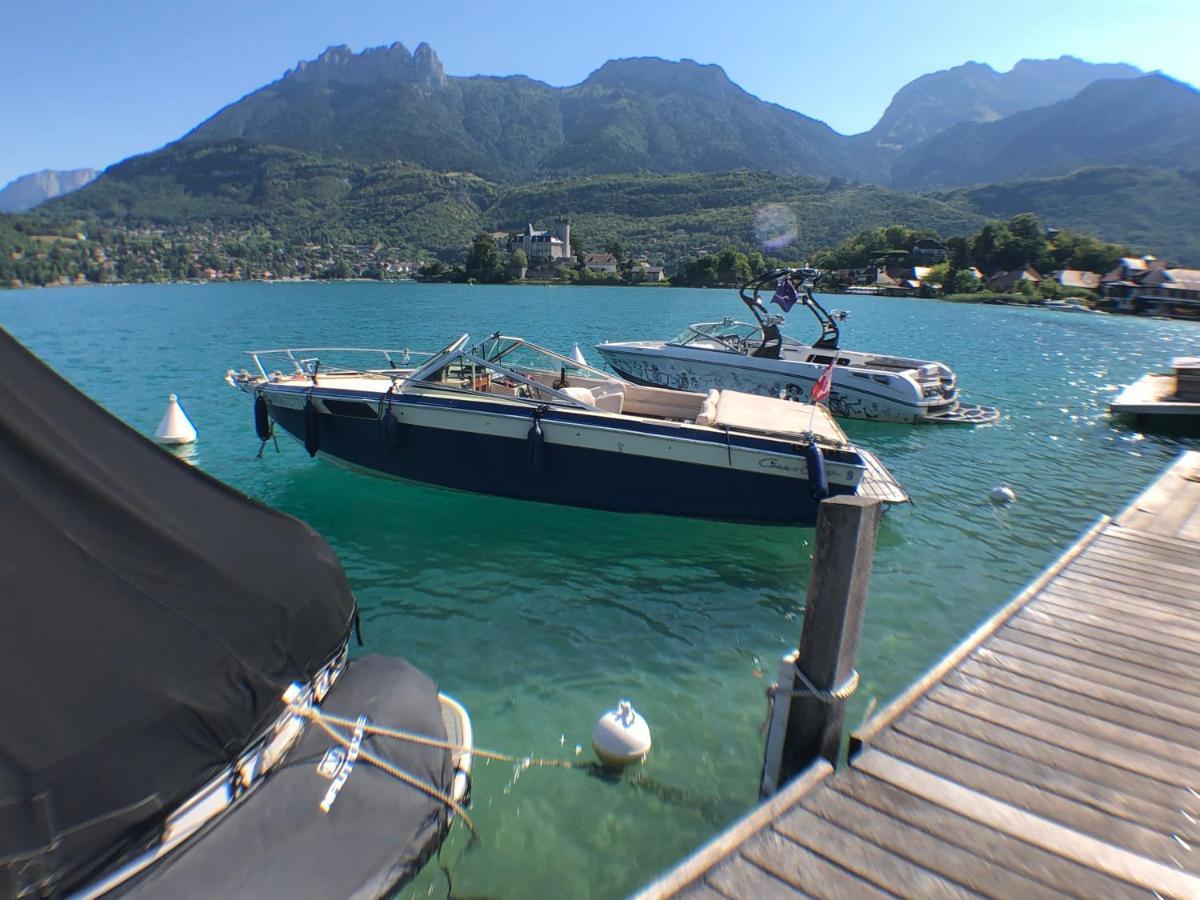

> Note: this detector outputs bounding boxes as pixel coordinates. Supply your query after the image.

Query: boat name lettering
[759,458,798,472]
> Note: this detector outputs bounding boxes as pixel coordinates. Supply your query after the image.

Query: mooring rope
[298,706,477,832]
[289,704,591,835]
[760,668,860,736]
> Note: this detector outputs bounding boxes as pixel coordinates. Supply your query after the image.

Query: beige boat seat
[561,384,625,413]
[695,389,847,444]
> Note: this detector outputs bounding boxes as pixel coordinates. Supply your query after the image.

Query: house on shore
[1051,269,1101,291]
[910,238,949,263]
[986,265,1042,293]
[629,262,666,283]
[1101,256,1200,317]
[583,252,619,274]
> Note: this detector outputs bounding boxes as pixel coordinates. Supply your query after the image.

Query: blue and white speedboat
[597,269,998,425]
[226,334,907,524]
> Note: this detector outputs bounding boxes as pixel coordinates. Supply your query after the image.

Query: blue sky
[2,0,1198,186]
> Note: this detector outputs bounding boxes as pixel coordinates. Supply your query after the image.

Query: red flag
[810,360,835,404]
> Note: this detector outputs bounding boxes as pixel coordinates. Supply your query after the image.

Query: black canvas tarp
[0,328,357,896]
[114,655,454,900]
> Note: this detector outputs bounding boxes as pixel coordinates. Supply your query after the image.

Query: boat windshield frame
[403,333,626,410]
[667,318,765,353]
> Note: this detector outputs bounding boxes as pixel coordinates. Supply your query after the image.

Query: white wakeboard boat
[596,268,998,425]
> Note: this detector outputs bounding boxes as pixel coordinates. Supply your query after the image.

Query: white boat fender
[253,395,272,442]
[805,442,829,499]
[990,483,1016,505]
[304,396,320,458]
[527,409,545,476]
[154,394,197,445]
[592,700,651,768]
[571,344,589,367]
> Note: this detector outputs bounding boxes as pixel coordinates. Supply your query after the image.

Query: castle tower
[557,218,571,260]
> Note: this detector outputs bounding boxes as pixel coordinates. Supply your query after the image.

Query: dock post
[761,496,881,796]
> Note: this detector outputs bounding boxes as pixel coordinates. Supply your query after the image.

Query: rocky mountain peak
[286,41,443,87]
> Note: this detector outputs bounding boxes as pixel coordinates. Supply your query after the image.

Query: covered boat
[0,327,470,899]
[596,268,998,424]
[226,333,908,525]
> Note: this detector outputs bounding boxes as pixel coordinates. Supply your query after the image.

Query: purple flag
[771,278,798,312]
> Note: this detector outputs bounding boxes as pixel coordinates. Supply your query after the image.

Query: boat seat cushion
[561,385,625,414]
[709,390,847,444]
[694,390,720,426]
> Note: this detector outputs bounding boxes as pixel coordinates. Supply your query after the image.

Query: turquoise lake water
[2,281,1197,898]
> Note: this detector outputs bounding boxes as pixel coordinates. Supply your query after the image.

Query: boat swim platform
[636,451,1200,899]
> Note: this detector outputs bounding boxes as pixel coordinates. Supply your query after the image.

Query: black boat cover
[0,328,358,896]
[114,655,454,900]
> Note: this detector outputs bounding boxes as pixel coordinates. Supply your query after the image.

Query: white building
[507,220,572,261]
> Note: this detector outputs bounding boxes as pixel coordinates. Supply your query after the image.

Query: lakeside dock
[637,451,1200,898]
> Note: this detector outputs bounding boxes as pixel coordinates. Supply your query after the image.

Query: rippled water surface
[3,282,1197,898]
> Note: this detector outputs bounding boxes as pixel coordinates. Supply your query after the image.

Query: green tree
[507,249,527,280]
[716,247,751,285]
[465,233,505,283]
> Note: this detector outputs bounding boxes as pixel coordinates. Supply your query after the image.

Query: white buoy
[571,343,589,368]
[592,700,651,767]
[155,394,197,445]
[990,483,1016,505]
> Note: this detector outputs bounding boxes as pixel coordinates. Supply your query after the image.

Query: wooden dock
[637,451,1200,899]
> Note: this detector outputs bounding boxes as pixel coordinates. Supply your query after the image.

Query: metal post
[762,496,881,796]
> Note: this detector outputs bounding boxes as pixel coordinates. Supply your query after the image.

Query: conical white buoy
[990,483,1016,505]
[571,344,589,367]
[155,394,197,445]
[592,700,651,767]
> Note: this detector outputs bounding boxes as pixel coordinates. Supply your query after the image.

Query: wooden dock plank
[774,805,975,898]
[907,699,1197,819]
[890,709,1196,839]
[942,667,1200,767]
[1008,600,1200,672]
[800,774,1079,900]
[856,751,1200,898]
[738,830,896,900]
[830,770,1133,898]
[640,453,1200,899]
[988,628,1200,705]
[699,856,809,900]
[870,729,1187,864]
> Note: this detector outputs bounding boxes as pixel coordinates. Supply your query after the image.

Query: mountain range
[0,168,98,213]
[17,43,1200,264]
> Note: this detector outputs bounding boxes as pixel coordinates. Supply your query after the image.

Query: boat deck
[636,451,1200,899]
[1111,373,1200,417]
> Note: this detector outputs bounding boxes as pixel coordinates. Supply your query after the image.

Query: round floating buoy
[253,395,272,442]
[990,483,1016,505]
[303,397,320,458]
[154,394,197,445]
[382,407,403,450]
[592,700,651,768]
[571,344,589,368]
[527,414,545,476]
[805,442,829,499]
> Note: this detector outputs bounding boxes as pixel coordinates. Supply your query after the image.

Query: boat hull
[598,346,934,423]
[265,397,857,525]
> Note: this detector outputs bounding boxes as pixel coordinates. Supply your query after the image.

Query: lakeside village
[4,212,1199,319]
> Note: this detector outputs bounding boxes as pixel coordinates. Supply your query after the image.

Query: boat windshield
[669,319,764,352]
[407,334,626,410]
